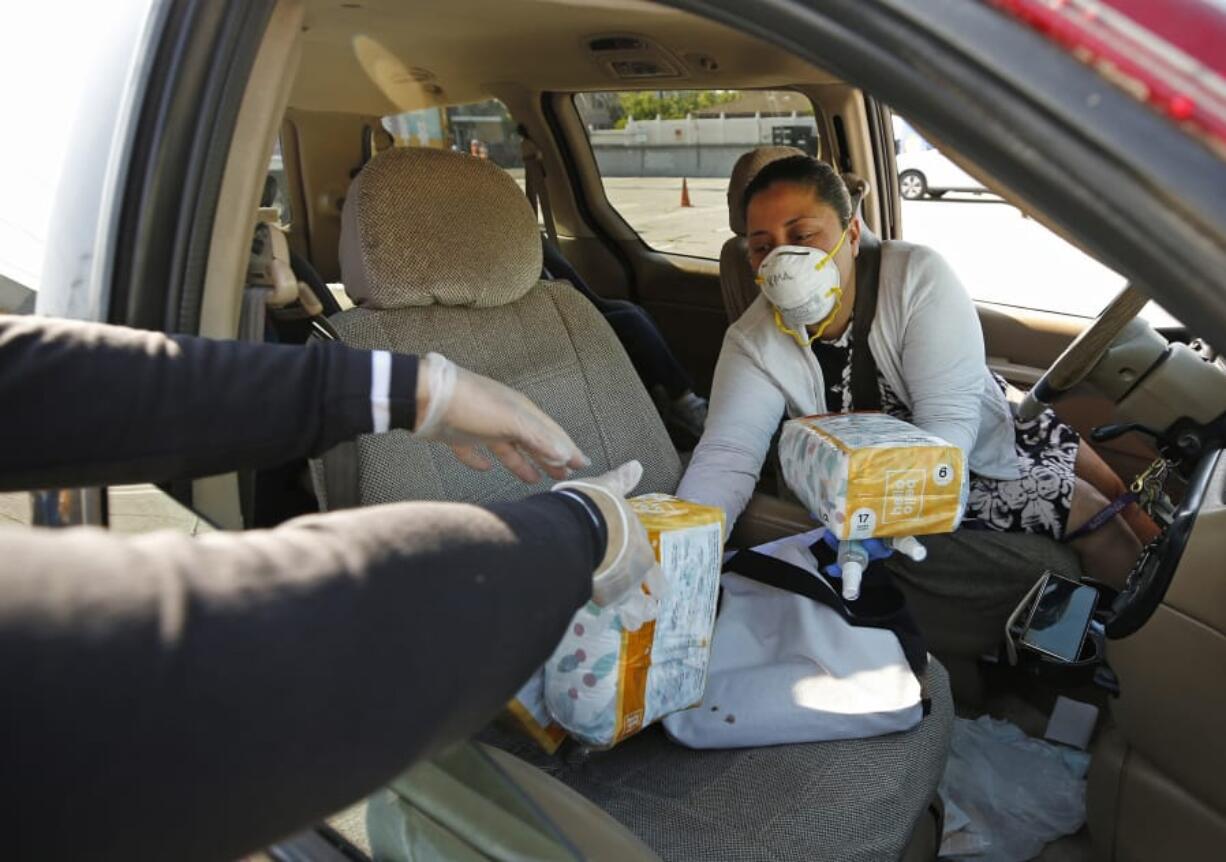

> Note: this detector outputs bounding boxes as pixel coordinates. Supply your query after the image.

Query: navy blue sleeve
[0,491,600,861]
[0,316,418,490]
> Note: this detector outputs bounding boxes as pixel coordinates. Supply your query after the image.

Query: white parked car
[896,147,988,199]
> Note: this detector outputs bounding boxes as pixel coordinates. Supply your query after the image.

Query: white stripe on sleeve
[370,350,392,433]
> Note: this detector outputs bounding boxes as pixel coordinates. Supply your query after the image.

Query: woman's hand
[555,460,667,631]
[414,353,589,483]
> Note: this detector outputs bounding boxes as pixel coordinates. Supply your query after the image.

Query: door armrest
[729,492,814,548]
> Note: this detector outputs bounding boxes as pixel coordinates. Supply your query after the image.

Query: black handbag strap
[724,543,929,679]
[849,232,884,412]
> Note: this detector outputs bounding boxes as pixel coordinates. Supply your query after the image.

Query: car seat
[319,146,953,861]
[320,146,682,506]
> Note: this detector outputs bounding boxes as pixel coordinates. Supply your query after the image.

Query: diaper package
[780,413,967,541]
[543,494,725,749]
[506,669,566,754]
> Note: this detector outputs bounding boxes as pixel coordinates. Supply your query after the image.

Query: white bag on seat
[664,531,924,748]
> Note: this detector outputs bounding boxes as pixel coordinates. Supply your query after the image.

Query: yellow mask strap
[773,286,844,347]
[811,225,849,273]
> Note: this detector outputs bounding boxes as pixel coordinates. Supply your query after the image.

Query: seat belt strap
[319,440,361,511]
[849,231,884,411]
[237,213,309,524]
[521,134,559,246]
[238,287,272,343]
[303,320,362,512]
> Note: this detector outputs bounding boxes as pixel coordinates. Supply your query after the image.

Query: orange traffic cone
[680,177,693,208]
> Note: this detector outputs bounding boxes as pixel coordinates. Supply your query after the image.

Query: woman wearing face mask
[676,155,1158,584]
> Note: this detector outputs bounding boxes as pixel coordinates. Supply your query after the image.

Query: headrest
[727,146,806,235]
[340,147,543,310]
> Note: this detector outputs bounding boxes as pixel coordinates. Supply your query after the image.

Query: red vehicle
[19,0,1226,859]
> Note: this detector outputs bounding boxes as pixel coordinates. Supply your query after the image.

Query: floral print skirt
[963,380,1080,539]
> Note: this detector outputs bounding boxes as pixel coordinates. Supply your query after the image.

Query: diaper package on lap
[505,669,566,754]
[780,413,967,540]
[543,494,725,749]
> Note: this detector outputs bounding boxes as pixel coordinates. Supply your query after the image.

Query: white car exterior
[896,148,987,199]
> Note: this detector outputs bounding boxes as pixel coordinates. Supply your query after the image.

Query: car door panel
[627,249,727,398]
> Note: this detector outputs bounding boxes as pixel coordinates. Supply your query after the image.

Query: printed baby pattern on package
[543,494,725,748]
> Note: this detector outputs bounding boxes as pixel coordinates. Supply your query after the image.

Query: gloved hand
[554,460,667,631]
[414,352,589,483]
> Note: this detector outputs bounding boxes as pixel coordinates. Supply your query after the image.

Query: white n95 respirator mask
[755,228,849,346]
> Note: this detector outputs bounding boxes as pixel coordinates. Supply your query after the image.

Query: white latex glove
[554,460,668,632]
[414,353,589,483]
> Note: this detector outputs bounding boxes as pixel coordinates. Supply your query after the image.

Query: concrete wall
[0,272,35,314]
[590,113,817,147]
[588,112,820,177]
[593,144,754,178]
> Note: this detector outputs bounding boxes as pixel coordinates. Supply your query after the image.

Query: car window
[0,272,35,314]
[0,491,31,527]
[107,485,216,536]
[892,112,1175,326]
[384,98,524,172]
[263,138,292,225]
[0,486,215,534]
[574,89,819,260]
[382,99,537,221]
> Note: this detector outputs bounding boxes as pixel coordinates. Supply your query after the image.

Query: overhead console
[585,32,719,82]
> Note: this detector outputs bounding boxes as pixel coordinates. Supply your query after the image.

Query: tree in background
[613,90,739,128]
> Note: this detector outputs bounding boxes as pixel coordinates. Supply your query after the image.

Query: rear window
[383,99,524,172]
[382,99,536,220]
[575,89,820,260]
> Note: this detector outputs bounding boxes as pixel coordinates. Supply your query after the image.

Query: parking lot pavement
[107,484,215,535]
[597,176,1174,325]
[0,492,30,526]
[0,486,214,533]
[602,177,733,259]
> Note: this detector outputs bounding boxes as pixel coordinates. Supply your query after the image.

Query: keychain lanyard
[1063,456,1172,543]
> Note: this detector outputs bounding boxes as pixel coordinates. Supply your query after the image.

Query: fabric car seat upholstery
[482,661,953,862]
[324,145,951,861]
[719,146,805,324]
[320,146,681,506]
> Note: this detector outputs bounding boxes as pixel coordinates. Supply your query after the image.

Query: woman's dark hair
[741,155,854,228]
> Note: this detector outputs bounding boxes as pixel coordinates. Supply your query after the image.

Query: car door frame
[655,0,1226,347]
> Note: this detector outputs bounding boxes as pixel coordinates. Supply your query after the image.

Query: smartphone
[1019,572,1099,663]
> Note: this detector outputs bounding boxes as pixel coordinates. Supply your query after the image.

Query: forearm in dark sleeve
[0,491,598,861]
[0,316,418,490]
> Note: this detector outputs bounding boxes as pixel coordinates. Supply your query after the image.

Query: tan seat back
[319,146,681,508]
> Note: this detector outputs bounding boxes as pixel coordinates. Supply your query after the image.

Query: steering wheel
[1016,285,1152,421]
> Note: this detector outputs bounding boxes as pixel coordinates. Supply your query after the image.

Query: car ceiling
[291,0,839,115]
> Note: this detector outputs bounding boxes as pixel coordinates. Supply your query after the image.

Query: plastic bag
[939,716,1090,860]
